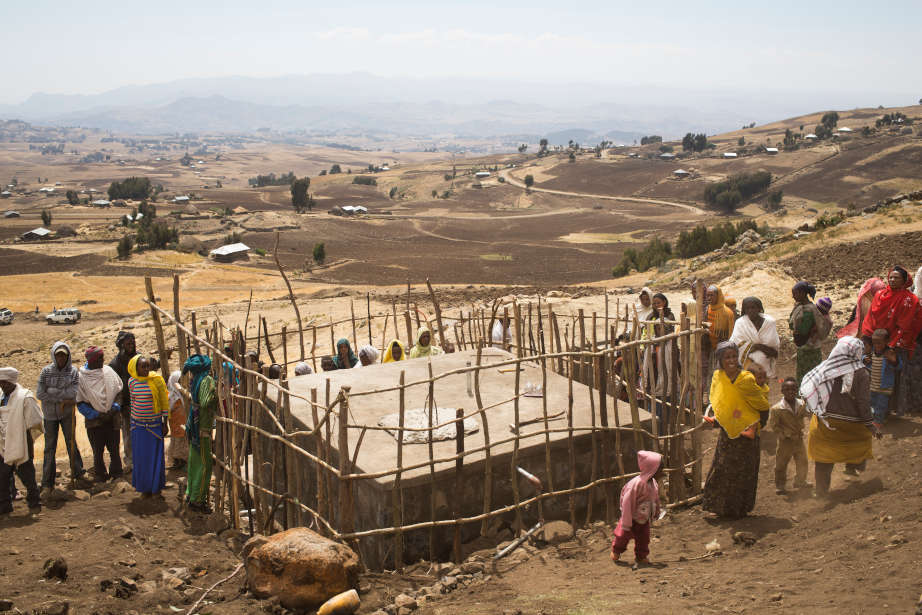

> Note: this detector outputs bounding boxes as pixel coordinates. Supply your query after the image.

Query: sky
[2,0,921,105]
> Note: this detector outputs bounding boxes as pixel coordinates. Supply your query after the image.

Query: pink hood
[618,450,662,529]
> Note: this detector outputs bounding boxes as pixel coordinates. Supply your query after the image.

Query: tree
[814,124,831,139]
[108,176,151,200]
[518,144,528,153]
[737,136,745,146]
[290,177,311,213]
[329,164,342,174]
[41,209,51,226]
[694,134,708,152]
[682,133,695,151]
[64,190,79,205]
[319,169,327,176]
[640,135,663,145]
[538,139,549,156]
[116,235,133,259]
[568,152,576,162]
[524,174,534,188]
[313,242,326,265]
[821,111,839,132]
[766,189,783,211]
[783,128,797,148]
[389,186,398,199]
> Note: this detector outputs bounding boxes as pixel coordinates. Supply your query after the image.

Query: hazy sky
[3,0,921,104]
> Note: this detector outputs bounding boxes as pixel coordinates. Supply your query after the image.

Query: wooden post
[540,351,554,492]
[281,326,289,380]
[392,301,399,342]
[144,276,171,376]
[404,311,413,347]
[338,387,354,539]
[597,352,613,525]
[426,362,437,563]
[392,372,406,570]
[190,310,201,354]
[366,293,373,346]
[474,346,492,537]
[261,316,277,364]
[310,388,323,525]
[510,356,523,533]
[513,302,523,359]
[426,278,447,350]
[311,325,318,372]
[273,231,305,360]
[453,407,464,564]
[350,300,358,351]
[566,361,576,529]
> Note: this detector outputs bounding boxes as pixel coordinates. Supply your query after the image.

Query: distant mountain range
[0,72,904,142]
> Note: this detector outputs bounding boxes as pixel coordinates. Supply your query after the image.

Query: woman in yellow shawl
[408,326,443,359]
[127,355,169,496]
[702,341,769,518]
[382,339,407,363]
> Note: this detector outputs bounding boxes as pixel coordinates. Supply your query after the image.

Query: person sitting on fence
[358,345,379,367]
[183,354,216,514]
[409,326,443,359]
[127,356,169,498]
[166,370,188,470]
[610,450,663,566]
[330,339,359,370]
[294,361,313,376]
[76,346,124,482]
[382,340,406,363]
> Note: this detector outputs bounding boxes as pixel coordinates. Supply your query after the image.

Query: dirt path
[499,169,707,215]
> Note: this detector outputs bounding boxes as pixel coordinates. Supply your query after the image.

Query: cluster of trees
[108,176,151,200]
[524,175,534,188]
[611,238,672,277]
[136,221,178,250]
[765,189,784,211]
[681,133,709,152]
[640,135,662,145]
[248,171,295,187]
[313,242,326,265]
[876,112,910,128]
[518,144,528,153]
[329,164,342,174]
[65,190,80,205]
[41,209,52,226]
[538,139,549,157]
[352,176,377,186]
[703,171,772,213]
[290,177,313,213]
[812,111,840,140]
[80,151,106,163]
[674,219,762,258]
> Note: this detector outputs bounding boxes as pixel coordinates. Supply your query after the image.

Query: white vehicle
[0,308,12,325]
[46,308,81,325]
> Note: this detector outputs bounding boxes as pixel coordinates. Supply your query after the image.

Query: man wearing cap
[0,367,43,517]
[36,341,85,496]
[76,346,123,482]
[109,331,137,472]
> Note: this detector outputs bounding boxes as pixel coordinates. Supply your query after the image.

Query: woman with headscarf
[801,336,880,495]
[789,281,826,385]
[729,297,781,380]
[704,285,735,390]
[635,287,655,322]
[330,339,359,370]
[382,340,406,363]
[862,266,922,416]
[358,345,379,367]
[166,370,188,470]
[702,341,770,518]
[640,294,677,416]
[838,278,887,339]
[409,326,443,359]
[127,356,169,496]
[182,354,216,513]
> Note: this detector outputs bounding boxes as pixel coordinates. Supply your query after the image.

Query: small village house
[210,242,251,262]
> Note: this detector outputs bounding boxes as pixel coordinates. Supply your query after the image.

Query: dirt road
[499,169,707,215]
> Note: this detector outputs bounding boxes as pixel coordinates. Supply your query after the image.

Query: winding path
[499,169,707,215]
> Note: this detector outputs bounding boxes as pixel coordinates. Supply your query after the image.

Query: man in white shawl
[76,346,124,481]
[729,297,781,380]
[0,366,43,517]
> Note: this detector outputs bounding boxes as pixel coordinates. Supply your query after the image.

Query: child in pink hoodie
[611,450,663,565]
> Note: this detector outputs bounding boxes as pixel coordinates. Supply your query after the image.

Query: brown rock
[244,528,361,609]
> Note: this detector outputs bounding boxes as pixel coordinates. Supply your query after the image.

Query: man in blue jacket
[36,341,85,497]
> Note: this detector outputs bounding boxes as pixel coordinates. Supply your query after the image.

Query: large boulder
[244,529,361,609]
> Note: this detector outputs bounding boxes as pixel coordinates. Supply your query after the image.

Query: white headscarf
[167,369,182,408]
[800,336,866,426]
[914,265,922,300]
[294,361,313,376]
[76,364,123,413]
[0,366,19,383]
[359,345,379,365]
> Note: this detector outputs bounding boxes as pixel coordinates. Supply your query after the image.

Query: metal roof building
[210,242,251,262]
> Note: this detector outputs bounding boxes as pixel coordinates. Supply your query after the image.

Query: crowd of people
[700,265,922,523]
[0,330,218,518]
[3,269,922,530]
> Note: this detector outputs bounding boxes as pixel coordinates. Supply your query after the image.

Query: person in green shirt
[182,355,216,513]
[789,281,825,385]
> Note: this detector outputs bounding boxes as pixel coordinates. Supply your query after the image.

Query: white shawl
[76,364,123,413]
[2,385,43,466]
[729,313,780,378]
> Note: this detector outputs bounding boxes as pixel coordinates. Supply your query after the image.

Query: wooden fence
[143,275,710,569]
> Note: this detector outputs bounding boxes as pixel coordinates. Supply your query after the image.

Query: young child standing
[768,377,809,494]
[868,328,902,426]
[611,450,663,566]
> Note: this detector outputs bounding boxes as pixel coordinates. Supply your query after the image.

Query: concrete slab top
[281,349,649,488]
